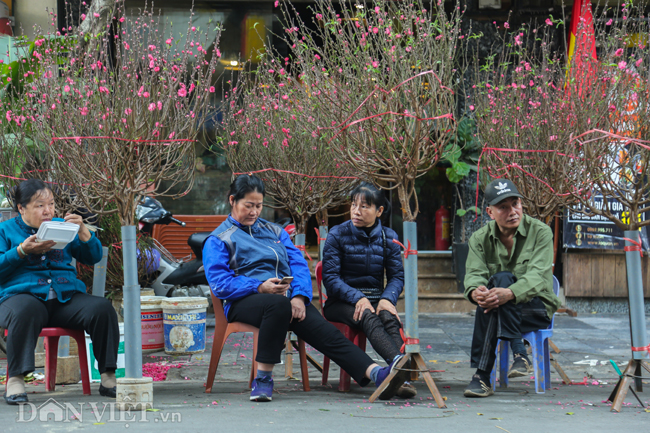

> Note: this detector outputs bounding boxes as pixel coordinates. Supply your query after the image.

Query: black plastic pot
[452,242,469,293]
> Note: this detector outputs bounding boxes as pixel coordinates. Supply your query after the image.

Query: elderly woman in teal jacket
[0,179,119,405]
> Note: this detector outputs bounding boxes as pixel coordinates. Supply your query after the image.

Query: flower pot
[452,242,469,293]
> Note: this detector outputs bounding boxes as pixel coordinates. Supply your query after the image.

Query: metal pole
[92,246,109,298]
[403,221,420,354]
[624,231,649,361]
[121,225,143,378]
[318,225,328,298]
[318,225,328,262]
[295,233,306,256]
[57,336,69,357]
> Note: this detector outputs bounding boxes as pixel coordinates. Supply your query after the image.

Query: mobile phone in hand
[280,276,294,284]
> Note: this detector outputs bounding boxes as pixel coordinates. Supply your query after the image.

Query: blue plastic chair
[490,275,560,394]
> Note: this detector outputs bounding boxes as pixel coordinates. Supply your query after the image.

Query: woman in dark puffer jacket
[322,182,416,398]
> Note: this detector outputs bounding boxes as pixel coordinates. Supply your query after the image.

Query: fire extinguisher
[435,204,451,250]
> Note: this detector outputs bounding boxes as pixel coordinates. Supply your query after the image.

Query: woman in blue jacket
[0,179,119,405]
[322,182,415,399]
[203,175,409,402]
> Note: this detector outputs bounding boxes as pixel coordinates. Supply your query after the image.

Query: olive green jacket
[463,214,561,319]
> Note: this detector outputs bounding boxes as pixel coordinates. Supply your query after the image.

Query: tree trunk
[289,211,309,236]
[78,0,116,50]
[316,209,328,227]
[397,183,417,222]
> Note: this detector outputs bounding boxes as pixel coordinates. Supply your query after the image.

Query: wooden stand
[284,338,294,378]
[608,232,650,412]
[608,359,650,412]
[548,339,572,385]
[291,340,322,373]
[368,353,446,408]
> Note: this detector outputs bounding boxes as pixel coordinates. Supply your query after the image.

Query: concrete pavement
[1,312,649,432]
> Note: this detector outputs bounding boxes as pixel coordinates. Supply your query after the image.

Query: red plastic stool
[5,327,92,395]
[315,261,368,392]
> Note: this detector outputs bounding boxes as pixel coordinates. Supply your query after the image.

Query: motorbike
[136,197,211,300]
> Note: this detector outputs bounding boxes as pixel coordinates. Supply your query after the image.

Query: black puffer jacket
[322,220,404,305]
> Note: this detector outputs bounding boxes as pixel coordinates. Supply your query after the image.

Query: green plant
[443,117,482,221]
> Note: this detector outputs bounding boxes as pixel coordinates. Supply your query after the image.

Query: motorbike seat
[189,232,212,260]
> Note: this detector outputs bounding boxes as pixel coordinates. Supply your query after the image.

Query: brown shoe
[396,382,417,399]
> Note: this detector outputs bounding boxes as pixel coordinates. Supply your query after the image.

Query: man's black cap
[484,179,523,206]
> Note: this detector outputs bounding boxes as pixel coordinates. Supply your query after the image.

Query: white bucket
[121,296,166,353]
[161,297,208,355]
[140,296,165,353]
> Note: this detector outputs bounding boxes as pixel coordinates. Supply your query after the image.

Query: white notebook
[36,221,80,249]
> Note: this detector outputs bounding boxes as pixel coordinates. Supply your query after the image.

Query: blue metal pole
[121,225,143,378]
[57,336,69,358]
[318,225,328,298]
[295,233,306,252]
[403,221,419,354]
[318,225,328,262]
[92,246,109,298]
[624,230,649,360]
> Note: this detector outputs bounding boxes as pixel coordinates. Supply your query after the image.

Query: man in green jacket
[463,179,561,398]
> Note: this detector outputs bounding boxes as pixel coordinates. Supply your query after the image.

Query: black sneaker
[463,374,494,398]
[508,354,532,378]
[396,382,418,399]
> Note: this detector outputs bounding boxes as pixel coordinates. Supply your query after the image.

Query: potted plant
[442,117,484,292]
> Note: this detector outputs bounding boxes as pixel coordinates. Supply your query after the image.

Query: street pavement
[1,312,649,432]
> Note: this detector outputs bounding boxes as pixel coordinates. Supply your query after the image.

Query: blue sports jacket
[322,220,404,305]
[0,216,103,306]
[202,215,312,317]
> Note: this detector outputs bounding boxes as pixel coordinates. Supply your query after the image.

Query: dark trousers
[227,294,374,386]
[0,292,120,378]
[324,298,403,364]
[470,272,551,372]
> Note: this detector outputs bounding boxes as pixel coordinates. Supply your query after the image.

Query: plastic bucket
[140,296,165,353]
[161,297,208,355]
[121,296,166,353]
